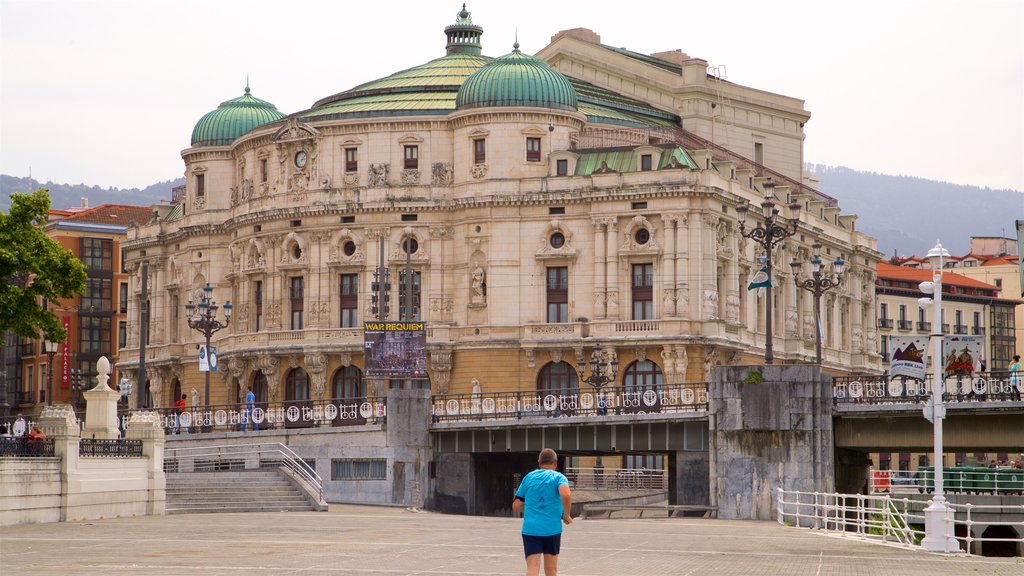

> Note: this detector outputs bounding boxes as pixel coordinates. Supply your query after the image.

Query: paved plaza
[1,505,1021,575]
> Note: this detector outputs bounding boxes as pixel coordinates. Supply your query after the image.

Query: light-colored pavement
[1,505,1021,575]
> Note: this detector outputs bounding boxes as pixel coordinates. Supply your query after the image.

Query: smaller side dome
[191,85,286,147]
[456,44,577,111]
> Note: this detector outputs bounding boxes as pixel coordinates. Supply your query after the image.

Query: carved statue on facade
[431,162,454,186]
[471,266,486,304]
[702,289,719,320]
[369,163,390,187]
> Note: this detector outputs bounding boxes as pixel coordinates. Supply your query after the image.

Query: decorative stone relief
[338,352,353,367]
[716,220,734,257]
[634,347,647,363]
[470,164,488,179]
[400,169,420,185]
[678,284,690,318]
[852,326,864,353]
[525,348,536,368]
[785,310,799,337]
[803,316,816,342]
[342,173,359,186]
[430,298,454,316]
[471,265,486,306]
[703,347,719,381]
[192,191,206,210]
[280,232,309,265]
[240,178,253,202]
[305,353,328,399]
[429,226,453,240]
[662,289,676,316]
[702,289,719,320]
[265,302,282,330]
[245,238,266,271]
[307,301,331,324]
[620,215,661,254]
[726,293,740,324]
[328,229,365,265]
[430,350,453,394]
[536,220,577,260]
[256,355,280,401]
[549,349,563,365]
[431,162,454,186]
[369,163,390,187]
[660,345,688,383]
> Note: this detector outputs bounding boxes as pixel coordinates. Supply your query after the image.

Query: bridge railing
[833,371,1023,405]
[431,382,708,423]
[566,467,668,490]
[868,466,1024,496]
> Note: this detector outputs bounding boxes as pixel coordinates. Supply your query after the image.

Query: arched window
[622,360,663,413]
[172,378,181,408]
[537,361,579,416]
[252,371,269,404]
[284,368,312,429]
[285,368,310,402]
[332,366,364,400]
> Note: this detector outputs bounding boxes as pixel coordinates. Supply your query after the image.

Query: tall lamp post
[918,241,957,552]
[736,178,802,364]
[576,344,620,391]
[43,337,59,405]
[185,283,232,415]
[790,243,844,365]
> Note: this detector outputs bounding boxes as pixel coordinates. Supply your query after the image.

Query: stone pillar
[386,388,431,509]
[662,215,678,317]
[708,364,833,521]
[605,219,619,319]
[82,357,121,440]
[592,218,606,319]
[37,405,81,521]
[125,411,166,515]
[675,214,689,319]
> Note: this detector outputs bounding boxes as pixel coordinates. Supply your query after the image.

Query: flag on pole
[747,265,771,297]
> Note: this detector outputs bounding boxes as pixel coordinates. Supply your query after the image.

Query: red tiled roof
[876,262,999,291]
[60,204,153,226]
[981,257,1018,266]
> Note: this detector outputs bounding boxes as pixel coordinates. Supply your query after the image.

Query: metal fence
[126,396,387,434]
[868,467,1024,496]
[566,467,667,490]
[80,438,143,458]
[833,372,1023,405]
[431,382,708,423]
[0,436,55,457]
[777,488,1024,556]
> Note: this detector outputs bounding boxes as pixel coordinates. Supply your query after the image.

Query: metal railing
[777,489,921,547]
[164,442,323,503]
[126,396,387,434]
[832,372,1023,405]
[778,488,1024,556]
[867,467,1024,496]
[0,436,55,457]
[566,467,668,490]
[80,438,142,457]
[431,382,708,423]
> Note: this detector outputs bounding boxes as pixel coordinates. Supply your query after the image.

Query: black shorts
[522,533,561,557]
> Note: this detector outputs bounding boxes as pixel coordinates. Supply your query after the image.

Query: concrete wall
[709,365,834,520]
[0,458,62,525]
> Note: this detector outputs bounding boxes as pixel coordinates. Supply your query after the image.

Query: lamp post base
[920,497,959,553]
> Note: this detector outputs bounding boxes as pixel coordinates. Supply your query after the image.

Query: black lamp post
[185,283,232,416]
[43,336,58,405]
[736,178,802,364]
[576,344,620,391]
[790,242,844,365]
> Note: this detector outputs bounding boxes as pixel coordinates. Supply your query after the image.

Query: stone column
[662,215,679,317]
[605,219,619,319]
[125,411,166,515]
[386,388,431,509]
[592,218,607,319]
[675,214,690,319]
[82,357,121,440]
[37,405,81,522]
[708,364,834,522]
[700,214,719,320]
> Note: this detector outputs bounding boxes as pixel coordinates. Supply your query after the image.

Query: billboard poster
[363,321,427,378]
[61,316,70,389]
[889,335,928,380]
[942,335,983,378]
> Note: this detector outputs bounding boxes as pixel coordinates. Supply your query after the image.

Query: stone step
[170,497,311,507]
[167,504,316,514]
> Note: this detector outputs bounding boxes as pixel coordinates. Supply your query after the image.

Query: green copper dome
[191,86,286,147]
[456,44,577,111]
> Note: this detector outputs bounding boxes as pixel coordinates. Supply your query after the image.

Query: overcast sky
[2,0,1022,192]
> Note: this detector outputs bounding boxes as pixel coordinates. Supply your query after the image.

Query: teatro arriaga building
[119,5,882,413]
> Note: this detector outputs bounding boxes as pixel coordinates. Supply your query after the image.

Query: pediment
[273,118,319,142]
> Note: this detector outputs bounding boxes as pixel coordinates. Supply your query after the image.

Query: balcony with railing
[877,318,893,329]
[941,323,950,333]
[953,324,968,335]
[832,372,1023,405]
[972,326,986,335]
[897,320,913,331]
[916,321,931,331]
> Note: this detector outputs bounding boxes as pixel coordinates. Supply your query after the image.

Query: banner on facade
[1016,219,1023,297]
[61,316,70,389]
[363,321,427,378]
[942,335,982,378]
[199,345,218,372]
[889,335,928,380]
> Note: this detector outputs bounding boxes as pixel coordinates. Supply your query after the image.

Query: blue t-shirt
[246,391,255,408]
[515,468,569,536]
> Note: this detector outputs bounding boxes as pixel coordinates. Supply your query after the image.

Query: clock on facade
[295,150,308,169]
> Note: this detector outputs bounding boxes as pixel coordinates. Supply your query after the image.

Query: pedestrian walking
[12,414,27,437]
[512,448,572,576]
[173,394,188,434]
[1010,354,1022,400]
[242,386,258,432]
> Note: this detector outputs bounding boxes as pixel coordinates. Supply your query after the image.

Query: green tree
[0,189,87,344]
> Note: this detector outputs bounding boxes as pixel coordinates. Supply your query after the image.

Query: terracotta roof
[876,262,999,291]
[981,257,1018,266]
[60,204,153,227]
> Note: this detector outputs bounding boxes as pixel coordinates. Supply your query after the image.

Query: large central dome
[456,43,578,112]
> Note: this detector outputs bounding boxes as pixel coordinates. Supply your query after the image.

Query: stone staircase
[166,469,319,514]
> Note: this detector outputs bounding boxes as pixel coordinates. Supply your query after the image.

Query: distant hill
[3,168,1021,258]
[0,175,182,213]
[809,165,1022,257]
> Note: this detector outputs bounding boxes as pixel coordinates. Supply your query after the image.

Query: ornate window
[254,280,264,331]
[252,371,269,404]
[556,159,568,176]
[345,147,358,172]
[474,139,486,164]
[285,369,310,401]
[340,273,358,327]
[404,145,419,170]
[332,365,364,400]
[546,267,569,323]
[632,263,654,320]
[290,277,304,330]
[623,360,663,394]
[537,361,579,397]
[527,137,541,162]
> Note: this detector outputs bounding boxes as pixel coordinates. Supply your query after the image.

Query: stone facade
[120,10,882,409]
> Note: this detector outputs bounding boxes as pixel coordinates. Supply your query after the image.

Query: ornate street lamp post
[918,241,957,553]
[43,336,59,405]
[790,242,844,365]
[736,178,802,364]
[185,283,232,418]
[576,344,620,391]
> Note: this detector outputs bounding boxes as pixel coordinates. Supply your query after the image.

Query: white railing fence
[566,467,668,490]
[777,488,1024,556]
